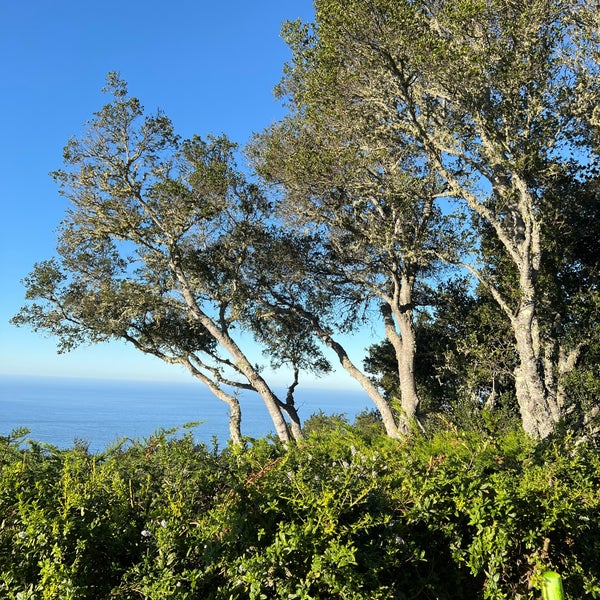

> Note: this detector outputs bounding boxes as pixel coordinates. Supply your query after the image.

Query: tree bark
[227,398,243,446]
[281,367,303,440]
[396,313,420,426]
[124,338,246,446]
[178,356,245,445]
[173,263,293,443]
[512,302,557,439]
[317,331,402,438]
[282,403,302,441]
[380,274,420,429]
[224,352,293,443]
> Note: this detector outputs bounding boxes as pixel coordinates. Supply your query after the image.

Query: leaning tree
[249,10,468,435]
[12,74,330,443]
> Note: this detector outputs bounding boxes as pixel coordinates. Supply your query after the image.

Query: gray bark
[318,331,402,438]
[181,357,244,446]
[381,300,420,429]
[512,303,558,439]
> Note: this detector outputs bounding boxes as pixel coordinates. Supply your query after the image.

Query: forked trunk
[282,374,303,441]
[282,404,303,441]
[182,358,244,445]
[175,269,293,443]
[238,366,293,443]
[382,301,420,430]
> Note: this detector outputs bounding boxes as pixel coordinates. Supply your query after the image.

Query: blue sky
[0,1,373,388]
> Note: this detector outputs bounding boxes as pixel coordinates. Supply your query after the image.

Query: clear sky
[0,1,373,388]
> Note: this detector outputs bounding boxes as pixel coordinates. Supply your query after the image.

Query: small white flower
[17,531,27,539]
[141,529,152,538]
[160,519,167,528]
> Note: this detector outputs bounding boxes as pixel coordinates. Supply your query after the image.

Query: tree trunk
[270,297,402,438]
[173,265,292,443]
[512,302,557,439]
[282,403,303,441]
[381,276,420,430]
[231,358,293,443]
[180,356,244,446]
[226,396,243,446]
[281,368,303,441]
[396,315,420,427]
[318,332,402,438]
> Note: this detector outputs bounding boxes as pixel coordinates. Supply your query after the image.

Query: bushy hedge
[0,422,599,599]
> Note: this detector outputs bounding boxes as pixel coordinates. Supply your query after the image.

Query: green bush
[396,429,600,598]
[0,424,598,598]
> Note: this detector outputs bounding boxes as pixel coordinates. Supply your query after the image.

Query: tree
[365,279,519,429]
[366,168,600,436]
[264,0,599,438]
[12,74,330,444]
[237,225,409,437]
[250,22,465,435]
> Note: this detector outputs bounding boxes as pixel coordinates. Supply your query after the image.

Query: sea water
[0,375,371,452]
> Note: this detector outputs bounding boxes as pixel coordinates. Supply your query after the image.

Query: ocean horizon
[0,375,372,452]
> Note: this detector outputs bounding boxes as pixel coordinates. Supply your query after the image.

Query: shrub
[0,424,598,598]
[395,429,600,599]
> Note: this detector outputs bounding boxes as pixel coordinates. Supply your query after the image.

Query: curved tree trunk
[173,265,292,443]
[274,298,402,437]
[317,331,402,438]
[282,403,302,441]
[224,353,293,444]
[281,367,303,441]
[125,338,246,446]
[180,356,244,446]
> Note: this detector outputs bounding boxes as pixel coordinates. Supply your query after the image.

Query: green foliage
[268,0,600,439]
[400,430,600,598]
[0,429,226,599]
[1,425,599,598]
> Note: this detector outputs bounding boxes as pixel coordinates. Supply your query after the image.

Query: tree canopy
[12,74,332,444]
[13,1,600,442]
[254,0,599,438]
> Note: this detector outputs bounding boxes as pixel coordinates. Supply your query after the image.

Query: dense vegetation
[1,420,599,599]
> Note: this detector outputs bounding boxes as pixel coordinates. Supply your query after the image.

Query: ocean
[0,375,372,452]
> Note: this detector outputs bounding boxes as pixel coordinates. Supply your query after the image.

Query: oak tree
[261,0,599,438]
[250,22,464,435]
[13,74,329,444]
